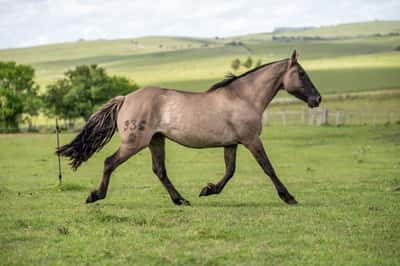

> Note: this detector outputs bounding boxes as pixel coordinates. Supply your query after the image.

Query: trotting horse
[58,50,321,206]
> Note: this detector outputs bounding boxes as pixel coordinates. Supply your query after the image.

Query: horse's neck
[233,61,287,114]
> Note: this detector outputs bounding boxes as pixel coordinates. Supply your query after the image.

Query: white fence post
[321,108,328,125]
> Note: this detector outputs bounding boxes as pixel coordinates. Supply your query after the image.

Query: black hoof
[173,198,191,206]
[278,191,298,205]
[284,197,298,205]
[85,190,101,204]
[199,183,219,197]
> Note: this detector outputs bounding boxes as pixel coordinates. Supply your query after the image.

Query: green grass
[1,125,399,265]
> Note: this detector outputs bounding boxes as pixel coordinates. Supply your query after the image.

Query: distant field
[273,21,400,38]
[1,21,400,95]
[1,125,399,265]
[236,21,400,41]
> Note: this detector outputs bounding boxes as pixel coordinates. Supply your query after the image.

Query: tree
[255,59,262,67]
[231,58,241,71]
[44,79,78,124]
[44,64,138,122]
[242,56,253,69]
[0,61,41,132]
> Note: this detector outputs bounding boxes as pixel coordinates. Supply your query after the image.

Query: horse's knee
[104,155,117,174]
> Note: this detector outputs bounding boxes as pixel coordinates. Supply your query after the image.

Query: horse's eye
[299,71,305,77]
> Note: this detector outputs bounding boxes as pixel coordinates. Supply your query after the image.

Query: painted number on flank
[124,120,146,131]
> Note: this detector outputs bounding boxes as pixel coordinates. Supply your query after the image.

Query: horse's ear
[288,50,298,67]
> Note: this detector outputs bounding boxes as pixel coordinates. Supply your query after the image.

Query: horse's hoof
[173,198,191,206]
[278,191,298,205]
[285,197,298,205]
[199,183,218,197]
[85,191,99,204]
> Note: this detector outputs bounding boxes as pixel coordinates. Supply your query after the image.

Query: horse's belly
[165,128,236,148]
[159,113,237,148]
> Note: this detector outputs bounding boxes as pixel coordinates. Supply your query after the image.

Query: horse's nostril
[317,96,321,103]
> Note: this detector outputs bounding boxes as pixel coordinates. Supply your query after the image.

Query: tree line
[0,62,138,132]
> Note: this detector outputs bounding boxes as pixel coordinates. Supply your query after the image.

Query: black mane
[207,58,288,91]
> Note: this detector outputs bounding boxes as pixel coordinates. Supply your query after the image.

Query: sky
[0,0,399,49]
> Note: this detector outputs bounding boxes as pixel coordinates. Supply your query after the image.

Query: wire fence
[263,108,400,126]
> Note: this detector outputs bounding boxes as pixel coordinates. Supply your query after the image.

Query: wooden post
[309,111,315,126]
[321,108,328,125]
[335,112,340,126]
[56,118,62,185]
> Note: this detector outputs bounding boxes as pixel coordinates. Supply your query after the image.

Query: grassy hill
[1,20,400,94]
[273,20,400,38]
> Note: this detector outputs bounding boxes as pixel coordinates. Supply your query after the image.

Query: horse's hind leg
[86,146,139,203]
[149,133,190,206]
[199,144,237,197]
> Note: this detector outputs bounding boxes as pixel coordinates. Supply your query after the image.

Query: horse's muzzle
[308,95,321,108]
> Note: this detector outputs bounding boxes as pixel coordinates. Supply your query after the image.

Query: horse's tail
[57,96,125,170]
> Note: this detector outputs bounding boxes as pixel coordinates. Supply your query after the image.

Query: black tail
[57,96,125,170]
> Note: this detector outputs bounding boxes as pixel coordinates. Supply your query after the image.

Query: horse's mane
[207,58,288,92]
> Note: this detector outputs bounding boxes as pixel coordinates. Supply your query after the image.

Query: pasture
[1,125,399,265]
[1,20,400,265]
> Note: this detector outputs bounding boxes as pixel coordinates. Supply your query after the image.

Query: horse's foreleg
[199,144,237,197]
[244,137,297,205]
[149,134,190,206]
[86,147,137,203]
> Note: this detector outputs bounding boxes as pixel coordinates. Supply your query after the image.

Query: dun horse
[58,50,321,206]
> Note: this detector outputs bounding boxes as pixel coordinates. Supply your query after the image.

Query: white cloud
[0,0,399,49]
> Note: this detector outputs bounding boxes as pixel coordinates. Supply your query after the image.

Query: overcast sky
[0,0,399,49]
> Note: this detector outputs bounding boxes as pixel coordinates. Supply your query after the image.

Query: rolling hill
[0,20,400,94]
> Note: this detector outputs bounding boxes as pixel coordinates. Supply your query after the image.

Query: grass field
[1,125,399,265]
[1,20,400,265]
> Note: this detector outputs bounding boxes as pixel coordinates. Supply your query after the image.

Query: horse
[57,50,321,206]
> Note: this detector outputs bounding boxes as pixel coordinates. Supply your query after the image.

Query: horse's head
[282,50,321,108]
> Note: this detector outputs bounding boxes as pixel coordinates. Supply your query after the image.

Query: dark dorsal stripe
[207,58,288,92]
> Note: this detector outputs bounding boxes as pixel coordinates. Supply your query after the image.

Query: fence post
[321,108,328,125]
[335,112,339,126]
[56,118,62,185]
[309,111,315,126]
